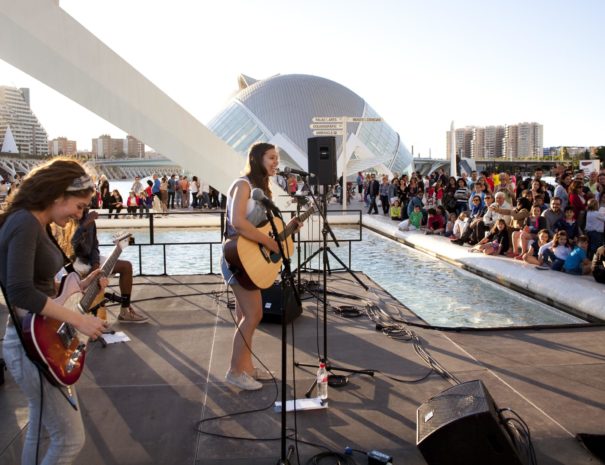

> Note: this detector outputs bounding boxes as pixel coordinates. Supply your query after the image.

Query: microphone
[251,188,281,216]
[278,166,314,178]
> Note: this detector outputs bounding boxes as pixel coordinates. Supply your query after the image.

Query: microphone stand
[263,204,300,465]
[295,183,371,397]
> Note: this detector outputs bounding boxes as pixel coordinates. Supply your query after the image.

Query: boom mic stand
[263,204,300,465]
[295,184,371,397]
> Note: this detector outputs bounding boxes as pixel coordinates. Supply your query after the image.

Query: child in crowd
[449,211,468,240]
[553,206,580,242]
[390,199,402,221]
[398,204,423,231]
[126,191,139,217]
[522,229,550,265]
[585,199,605,258]
[539,231,572,271]
[425,208,445,235]
[445,212,457,238]
[511,204,547,259]
[562,235,591,275]
[470,218,509,255]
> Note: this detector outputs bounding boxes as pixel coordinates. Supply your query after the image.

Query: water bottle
[317,362,328,400]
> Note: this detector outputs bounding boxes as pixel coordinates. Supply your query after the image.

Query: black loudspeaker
[261,282,302,324]
[417,380,525,465]
[308,137,337,186]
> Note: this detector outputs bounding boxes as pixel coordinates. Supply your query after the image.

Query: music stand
[294,182,371,396]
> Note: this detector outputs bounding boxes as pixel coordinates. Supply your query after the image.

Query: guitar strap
[46,225,76,273]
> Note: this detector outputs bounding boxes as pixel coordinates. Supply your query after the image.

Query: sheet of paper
[274,397,328,413]
[101,331,131,344]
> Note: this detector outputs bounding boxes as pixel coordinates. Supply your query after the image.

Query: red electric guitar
[21,232,132,387]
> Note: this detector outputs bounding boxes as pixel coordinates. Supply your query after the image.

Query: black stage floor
[0,272,603,464]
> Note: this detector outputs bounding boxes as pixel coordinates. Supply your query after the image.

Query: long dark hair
[244,142,274,198]
[0,158,93,228]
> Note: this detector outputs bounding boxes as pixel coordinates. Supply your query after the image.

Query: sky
[1,0,604,157]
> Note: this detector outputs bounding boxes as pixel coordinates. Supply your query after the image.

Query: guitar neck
[277,208,315,241]
[79,245,123,312]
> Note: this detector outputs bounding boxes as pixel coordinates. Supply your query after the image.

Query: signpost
[310,116,383,209]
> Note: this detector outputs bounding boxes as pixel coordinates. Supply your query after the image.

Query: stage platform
[0,272,603,464]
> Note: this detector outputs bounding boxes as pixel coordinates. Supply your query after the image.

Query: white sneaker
[225,370,262,390]
[250,367,275,381]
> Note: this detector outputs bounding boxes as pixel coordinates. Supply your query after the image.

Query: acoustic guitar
[21,232,132,387]
[223,207,316,290]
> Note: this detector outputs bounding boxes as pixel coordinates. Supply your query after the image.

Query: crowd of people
[89,173,224,218]
[355,166,605,283]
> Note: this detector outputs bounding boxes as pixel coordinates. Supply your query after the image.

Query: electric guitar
[21,232,132,387]
[223,206,316,290]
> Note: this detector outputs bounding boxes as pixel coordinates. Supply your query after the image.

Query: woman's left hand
[287,218,304,234]
[80,268,108,292]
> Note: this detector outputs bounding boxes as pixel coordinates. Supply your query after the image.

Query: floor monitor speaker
[307,137,337,186]
[417,380,525,465]
[261,282,302,324]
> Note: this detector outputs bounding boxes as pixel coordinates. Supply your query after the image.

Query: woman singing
[221,142,300,390]
[0,158,108,464]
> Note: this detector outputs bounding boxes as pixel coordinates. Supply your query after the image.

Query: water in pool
[98,227,584,328]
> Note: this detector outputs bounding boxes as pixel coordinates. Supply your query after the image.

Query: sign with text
[312,117,344,123]
[312,130,343,136]
[346,117,383,123]
[309,123,344,130]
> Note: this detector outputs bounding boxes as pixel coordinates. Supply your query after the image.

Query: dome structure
[207,73,412,177]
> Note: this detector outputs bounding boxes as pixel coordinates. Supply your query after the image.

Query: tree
[595,146,605,164]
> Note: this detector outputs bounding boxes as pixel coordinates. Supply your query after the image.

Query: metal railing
[97,209,363,276]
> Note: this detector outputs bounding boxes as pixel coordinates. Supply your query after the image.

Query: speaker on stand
[416,380,526,465]
[307,136,337,187]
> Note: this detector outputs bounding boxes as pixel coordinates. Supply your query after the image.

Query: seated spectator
[470,218,509,255]
[449,211,468,240]
[585,198,605,259]
[511,204,546,258]
[398,203,423,231]
[425,207,445,235]
[108,189,123,219]
[126,191,139,217]
[553,206,580,242]
[453,193,491,245]
[542,197,564,235]
[563,235,591,275]
[592,245,605,284]
[389,199,402,221]
[522,229,550,265]
[445,212,457,238]
[539,231,572,271]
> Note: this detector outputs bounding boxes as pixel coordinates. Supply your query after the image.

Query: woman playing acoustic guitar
[221,142,301,391]
[0,158,108,464]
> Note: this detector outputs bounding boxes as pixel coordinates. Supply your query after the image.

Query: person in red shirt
[425,207,446,235]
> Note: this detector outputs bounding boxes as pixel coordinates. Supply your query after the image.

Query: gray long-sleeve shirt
[0,209,63,314]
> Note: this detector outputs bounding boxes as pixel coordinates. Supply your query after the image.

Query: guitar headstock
[112,231,133,250]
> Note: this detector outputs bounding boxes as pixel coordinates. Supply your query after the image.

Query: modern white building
[207,74,413,177]
[0,86,48,155]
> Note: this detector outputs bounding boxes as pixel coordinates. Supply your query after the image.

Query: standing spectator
[159,176,169,214]
[126,191,139,218]
[356,171,364,200]
[454,178,471,215]
[151,173,161,200]
[568,180,587,228]
[167,174,177,209]
[379,175,390,215]
[180,175,190,208]
[198,179,210,209]
[554,173,572,210]
[99,175,111,209]
[131,175,144,195]
[585,199,605,258]
[190,175,200,208]
[367,174,380,215]
[138,190,151,218]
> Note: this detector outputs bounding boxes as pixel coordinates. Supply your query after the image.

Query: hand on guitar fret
[287,218,304,235]
[78,268,109,293]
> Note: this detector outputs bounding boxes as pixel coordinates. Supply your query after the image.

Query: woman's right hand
[74,314,107,340]
[265,237,280,254]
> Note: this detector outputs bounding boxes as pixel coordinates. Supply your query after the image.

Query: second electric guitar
[223,206,316,289]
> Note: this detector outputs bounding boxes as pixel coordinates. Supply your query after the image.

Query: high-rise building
[91,134,144,159]
[0,86,48,155]
[48,137,77,156]
[448,122,542,159]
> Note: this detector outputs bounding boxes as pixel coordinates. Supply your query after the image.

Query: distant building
[48,137,77,156]
[92,134,145,159]
[447,122,543,159]
[0,86,48,155]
